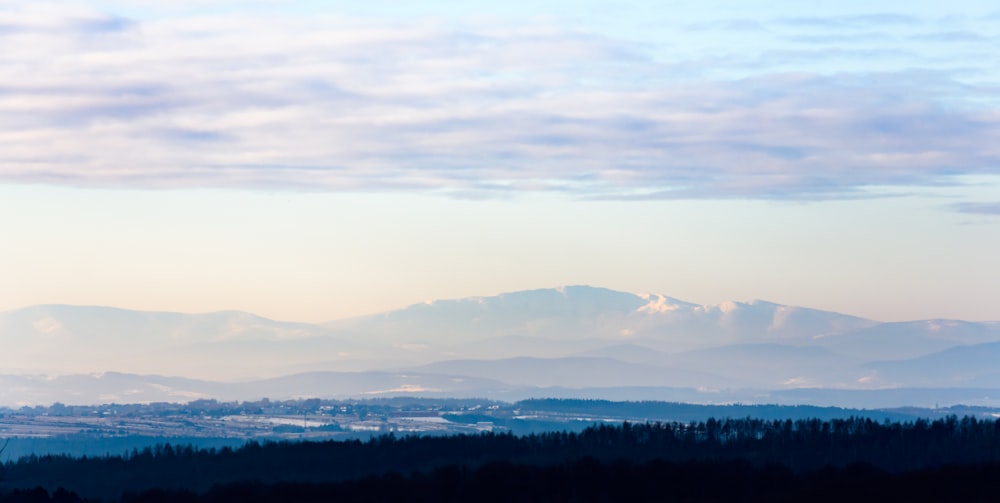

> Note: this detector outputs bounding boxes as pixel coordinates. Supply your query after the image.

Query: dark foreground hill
[5,461,999,503]
[4,417,1000,501]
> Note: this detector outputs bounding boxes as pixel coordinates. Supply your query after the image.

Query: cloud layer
[1,4,999,200]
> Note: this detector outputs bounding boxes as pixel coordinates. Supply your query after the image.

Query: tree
[0,438,9,481]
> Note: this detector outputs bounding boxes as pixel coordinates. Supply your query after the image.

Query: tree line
[3,416,1000,501]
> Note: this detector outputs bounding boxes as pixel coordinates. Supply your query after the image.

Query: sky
[1,0,999,323]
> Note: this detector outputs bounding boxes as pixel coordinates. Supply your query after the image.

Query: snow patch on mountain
[636,294,692,313]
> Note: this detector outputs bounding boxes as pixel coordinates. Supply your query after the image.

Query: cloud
[778,14,919,30]
[0,6,998,201]
[782,32,894,45]
[953,202,1000,215]
[685,19,768,32]
[909,31,991,43]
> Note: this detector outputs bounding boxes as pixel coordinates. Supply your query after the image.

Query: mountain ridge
[3,285,1000,405]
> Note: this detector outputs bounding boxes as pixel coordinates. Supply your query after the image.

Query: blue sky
[1,0,998,322]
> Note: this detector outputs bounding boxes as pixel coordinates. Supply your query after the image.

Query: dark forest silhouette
[3,416,1000,501]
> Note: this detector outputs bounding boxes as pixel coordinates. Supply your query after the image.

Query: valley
[3,396,997,460]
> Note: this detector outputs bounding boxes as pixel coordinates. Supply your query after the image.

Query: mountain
[0,305,359,379]
[812,320,1000,360]
[658,344,866,389]
[411,357,737,389]
[3,285,1000,406]
[0,371,511,406]
[0,305,326,345]
[328,286,880,352]
[864,341,1000,387]
[326,286,663,345]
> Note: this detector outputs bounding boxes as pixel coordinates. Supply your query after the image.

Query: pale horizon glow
[2,0,999,324]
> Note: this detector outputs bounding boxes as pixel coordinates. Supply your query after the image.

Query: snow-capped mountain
[327,285,879,351]
[2,285,1000,405]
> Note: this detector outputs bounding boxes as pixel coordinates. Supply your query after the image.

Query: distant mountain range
[2,286,1000,407]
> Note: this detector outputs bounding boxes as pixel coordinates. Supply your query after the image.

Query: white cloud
[0,4,998,202]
